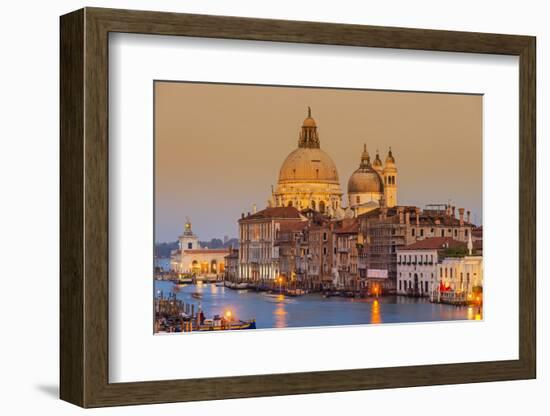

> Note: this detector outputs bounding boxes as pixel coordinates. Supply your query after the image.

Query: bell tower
[382,147,398,208]
[178,217,200,251]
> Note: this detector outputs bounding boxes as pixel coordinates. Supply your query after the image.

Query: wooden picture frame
[60,7,536,408]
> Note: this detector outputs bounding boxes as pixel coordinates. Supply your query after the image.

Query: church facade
[170,220,228,277]
[269,108,398,218]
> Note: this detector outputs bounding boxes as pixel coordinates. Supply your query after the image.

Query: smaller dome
[348,168,384,193]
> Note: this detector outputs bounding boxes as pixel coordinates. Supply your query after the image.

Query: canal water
[155,280,479,330]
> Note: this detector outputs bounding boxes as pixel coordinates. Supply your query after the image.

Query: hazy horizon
[155,81,482,242]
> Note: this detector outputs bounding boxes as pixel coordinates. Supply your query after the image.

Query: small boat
[191,292,202,299]
[197,319,256,331]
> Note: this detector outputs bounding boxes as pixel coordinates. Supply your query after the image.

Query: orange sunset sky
[155,81,482,242]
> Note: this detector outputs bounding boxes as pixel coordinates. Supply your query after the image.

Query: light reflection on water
[157,281,480,330]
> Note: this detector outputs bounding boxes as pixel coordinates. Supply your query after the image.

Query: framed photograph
[60,7,536,408]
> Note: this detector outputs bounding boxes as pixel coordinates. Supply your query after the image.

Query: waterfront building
[333,218,361,289]
[359,204,476,294]
[396,237,465,297]
[170,219,228,276]
[270,108,343,214]
[224,248,239,282]
[274,220,307,285]
[238,206,307,282]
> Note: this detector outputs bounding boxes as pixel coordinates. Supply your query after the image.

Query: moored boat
[197,318,256,331]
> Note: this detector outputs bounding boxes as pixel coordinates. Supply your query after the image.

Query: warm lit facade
[333,219,361,289]
[224,248,239,282]
[396,237,466,296]
[238,206,307,281]
[170,220,228,276]
[359,204,476,293]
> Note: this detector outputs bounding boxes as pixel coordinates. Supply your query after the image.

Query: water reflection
[371,300,381,324]
[156,281,479,330]
[274,296,288,328]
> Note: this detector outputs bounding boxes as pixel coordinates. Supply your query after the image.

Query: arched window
[315,169,319,179]
[287,201,293,207]
[319,200,326,213]
[311,200,316,210]
[356,195,360,204]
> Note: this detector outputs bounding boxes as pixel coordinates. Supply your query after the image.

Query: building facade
[396,237,464,297]
[238,206,307,282]
[224,248,239,282]
[333,219,360,289]
[170,220,228,276]
[359,204,476,294]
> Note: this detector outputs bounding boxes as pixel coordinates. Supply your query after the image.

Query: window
[399,280,402,291]
[441,229,445,237]
[356,195,360,204]
[323,247,327,255]
[454,229,458,237]
[187,242,193,249]
[323,232,327,241]
[425,281,429,292]
[420,229,424,237]
[412,228,415,236]
[465,229,469,237]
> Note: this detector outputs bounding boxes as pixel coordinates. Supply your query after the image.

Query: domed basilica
[269,108,398,218]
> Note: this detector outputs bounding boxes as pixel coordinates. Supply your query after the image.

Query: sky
[155,81,482,242]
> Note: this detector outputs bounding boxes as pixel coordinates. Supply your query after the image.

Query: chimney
[252,204,257,214]
[452,206,456,218]
[458,208,465,226]
[241,212,245,219]
[405,210,410,225]
[247,211,250,217]
[381,206,388,220]
[415,207,420,225]
[398,206,404,224]
[466,210,471,223]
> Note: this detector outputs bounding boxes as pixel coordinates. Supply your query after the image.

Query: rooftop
[397,237,466,251]
[241,206,303,221]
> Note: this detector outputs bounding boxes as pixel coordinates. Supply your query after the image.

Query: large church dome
[278,147,339,184]
[271,108,343,213]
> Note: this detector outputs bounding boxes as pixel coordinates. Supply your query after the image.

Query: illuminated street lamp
[278,276,283,293]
